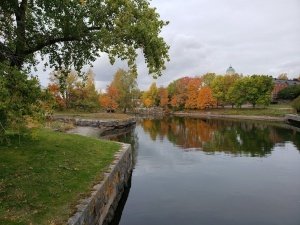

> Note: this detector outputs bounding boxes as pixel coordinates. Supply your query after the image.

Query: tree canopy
[0,0,169,76]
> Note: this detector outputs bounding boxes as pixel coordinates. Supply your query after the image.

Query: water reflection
[140,117,300,157]
[108,117,300,225]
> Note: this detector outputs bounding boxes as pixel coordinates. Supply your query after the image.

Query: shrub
[277,85,300,100]
[291,96,300,113]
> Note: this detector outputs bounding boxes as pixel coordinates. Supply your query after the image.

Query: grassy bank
[53,112,133,121]
[0,129,120,225]
[187,104,295,117]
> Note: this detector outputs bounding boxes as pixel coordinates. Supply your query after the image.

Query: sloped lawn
[0,129,120,225]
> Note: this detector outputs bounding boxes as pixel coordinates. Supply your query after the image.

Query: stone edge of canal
[68,142,133,225]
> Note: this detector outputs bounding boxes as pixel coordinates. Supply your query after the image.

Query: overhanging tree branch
[23,36,81,55]
[23,26,101,55]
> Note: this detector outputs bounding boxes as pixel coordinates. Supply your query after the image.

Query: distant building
[226,65,236,75]
[271,78,300,101]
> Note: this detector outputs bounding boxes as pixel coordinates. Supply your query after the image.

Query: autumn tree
[99,85,119,112]
[168,77,190,110]
[197,87,216,109]
[185,77,201,109]
[142,82,159,107]
[158,87,169,109]
[48,68,99,111]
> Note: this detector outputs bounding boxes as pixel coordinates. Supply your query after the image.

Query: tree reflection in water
[140,117,300,157]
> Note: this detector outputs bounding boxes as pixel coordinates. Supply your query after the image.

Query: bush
[291,96,300,113]
[277,85,300,100]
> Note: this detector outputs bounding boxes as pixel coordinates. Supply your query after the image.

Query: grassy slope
[0,129,120,225]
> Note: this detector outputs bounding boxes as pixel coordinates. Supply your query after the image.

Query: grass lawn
[0,129,120,225]
[54,112,133,121]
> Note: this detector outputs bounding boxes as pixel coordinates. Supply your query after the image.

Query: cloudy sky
[38,0,300,90]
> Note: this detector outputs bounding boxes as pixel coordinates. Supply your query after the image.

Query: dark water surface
[107,117,300,225]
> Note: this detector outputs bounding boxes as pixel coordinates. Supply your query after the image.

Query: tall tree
[197,87,216,109]
[0,0,169,76]
[211,74,240,106]
[185,77,201,109]
[142,82,159,107]
[227,75,273,108]
[167,77,190,110]
[111,69,139,113]
[158,87,169,109]
[245,75,274,107]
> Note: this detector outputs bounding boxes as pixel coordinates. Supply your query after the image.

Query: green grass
[188,104,295,117]
[0,129,120,225]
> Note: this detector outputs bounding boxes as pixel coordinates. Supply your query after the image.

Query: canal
[107,117,300,225]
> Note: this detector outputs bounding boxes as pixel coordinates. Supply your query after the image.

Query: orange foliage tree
[197,86,216,109]
[185,77,201,109]
[48,83,66,109]
[158,87,169,108]
[99,85,119,112]
[168,77,191,110]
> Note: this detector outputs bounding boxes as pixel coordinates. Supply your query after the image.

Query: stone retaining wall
[68,143,133,225]
[52,116,136,132]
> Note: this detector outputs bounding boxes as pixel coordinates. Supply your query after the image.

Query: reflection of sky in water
[113,119,300,225]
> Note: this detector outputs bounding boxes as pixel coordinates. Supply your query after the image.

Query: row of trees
[141,73,274,110]
[49,69,300,113]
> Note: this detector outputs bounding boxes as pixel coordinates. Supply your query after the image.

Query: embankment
[68,143,133,225]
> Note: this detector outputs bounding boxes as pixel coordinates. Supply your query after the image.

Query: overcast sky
[38,0,300,90]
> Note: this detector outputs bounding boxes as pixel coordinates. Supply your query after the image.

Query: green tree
[201,73,216,87]
[211,74,240,107]
[227,78,248,108]
[0,0,169,76]
[245,75,273,107]
[0,65,43,141]
[111,69,139,113]
[227,75,273,108]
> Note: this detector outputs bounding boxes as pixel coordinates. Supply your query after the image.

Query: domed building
[226,65,235,75]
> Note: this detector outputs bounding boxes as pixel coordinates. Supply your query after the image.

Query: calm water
[107,117,300,225]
